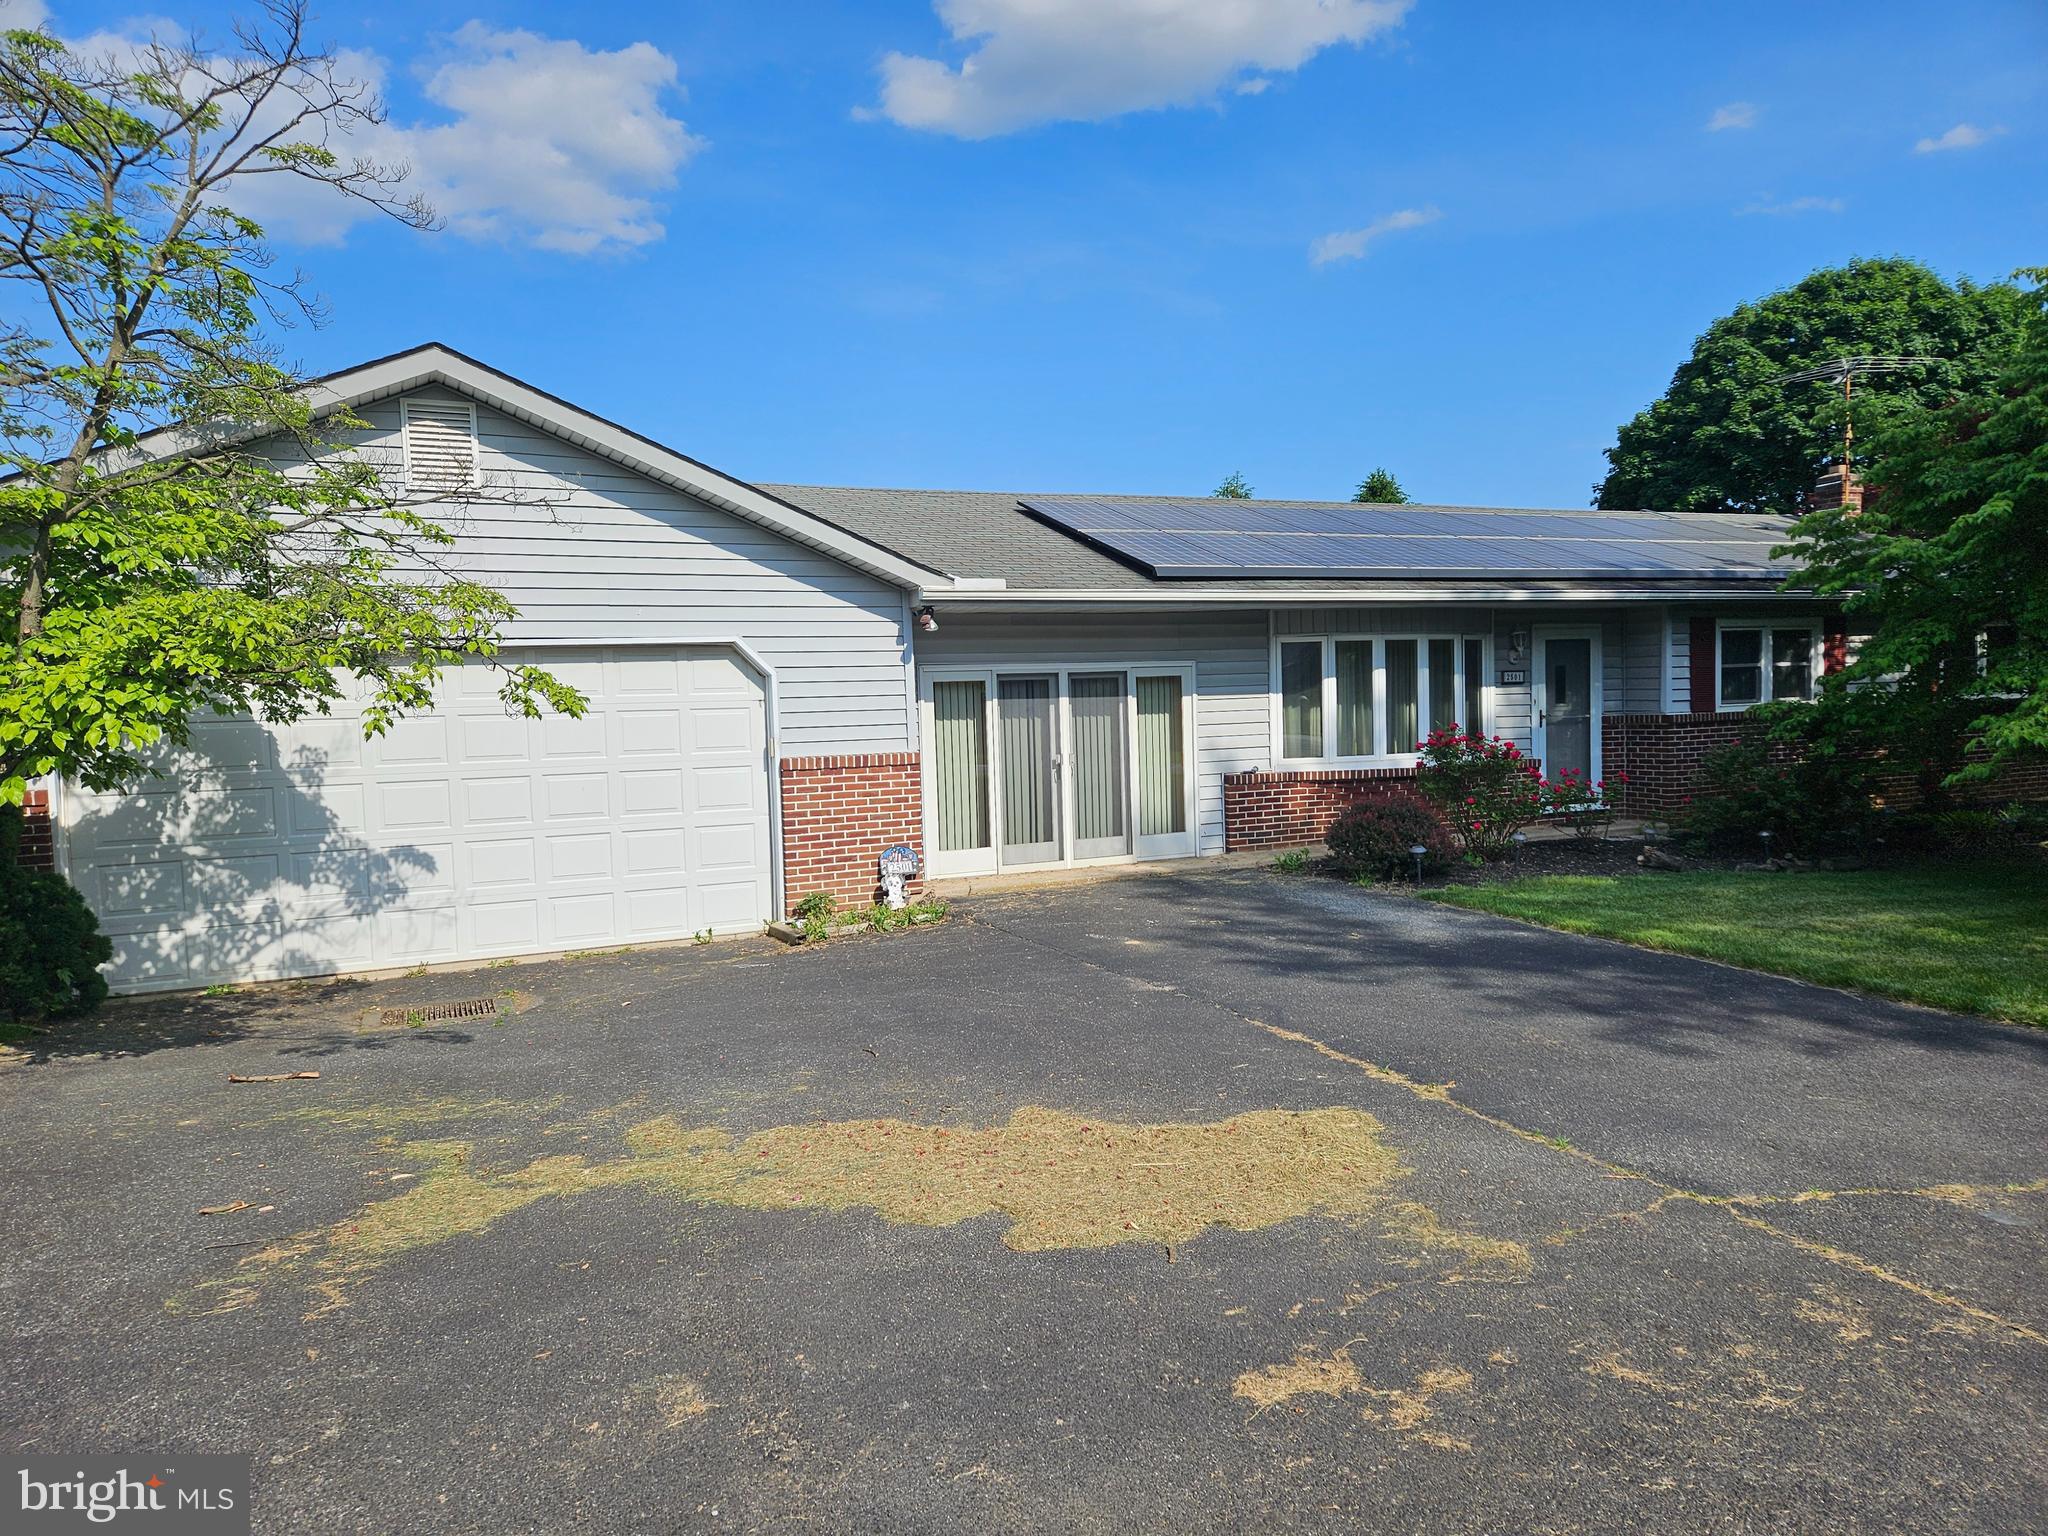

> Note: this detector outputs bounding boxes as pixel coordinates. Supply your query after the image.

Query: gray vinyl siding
[290,391,913,753]
[916,612,1270,855]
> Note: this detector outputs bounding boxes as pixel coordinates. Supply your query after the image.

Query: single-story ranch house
[27,345,1854,993]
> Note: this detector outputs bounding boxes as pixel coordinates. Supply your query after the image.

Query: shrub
[0,807,112,1022]
[1414,728,1542,859]
[1535,769,1624,839]
[1676,703,1877,855]
[1326,787,1456,881]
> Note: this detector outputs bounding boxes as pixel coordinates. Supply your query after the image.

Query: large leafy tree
[1784,268,2048,787]
[0,3,580,805]
[1596,257,2027,515]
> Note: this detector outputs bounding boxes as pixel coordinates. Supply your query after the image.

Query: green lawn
[1422,860,2048,1028]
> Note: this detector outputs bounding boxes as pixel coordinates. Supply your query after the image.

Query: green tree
[1353,468,1407,504]
[1212,471,1253,499]
[0,5,582,805]
[1596,258,2027,515]
[1783,268,2048,787]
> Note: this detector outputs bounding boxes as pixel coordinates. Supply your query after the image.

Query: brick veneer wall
[10,786,55,872]
[1223,766,1428,851]
[1602,712,2048,817]
[778,752,924,914]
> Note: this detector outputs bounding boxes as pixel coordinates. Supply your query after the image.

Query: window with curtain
[1385,639,1419,755]
[1719,628,1764,705]
[1280,641,1323,758]
[1282,634,1487,761]
[1772,631,1814,701]
[1334,640,1374,757]
[1428,638,1457,735]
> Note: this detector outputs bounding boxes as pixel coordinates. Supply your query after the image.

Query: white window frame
[918,662,1200,876]
[1268,632,1492,768]
[1715,621,1823,711]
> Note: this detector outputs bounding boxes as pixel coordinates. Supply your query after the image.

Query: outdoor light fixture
[1759,828,1774,860]
[1409,843,1428,885]
[1508,629,1528,663]
[1511,831,1528,859]
[914,606,939,633]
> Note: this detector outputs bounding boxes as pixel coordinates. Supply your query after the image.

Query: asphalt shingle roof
[758,484,1797,593]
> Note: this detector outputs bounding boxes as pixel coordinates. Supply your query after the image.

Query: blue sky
[16,0,2048,505]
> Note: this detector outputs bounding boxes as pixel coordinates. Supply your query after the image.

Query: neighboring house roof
[764,483,1808,604]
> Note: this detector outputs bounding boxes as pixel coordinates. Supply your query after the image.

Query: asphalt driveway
[4,869,2044,1534]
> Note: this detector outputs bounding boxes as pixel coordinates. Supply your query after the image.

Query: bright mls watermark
[8,1456,249,1534]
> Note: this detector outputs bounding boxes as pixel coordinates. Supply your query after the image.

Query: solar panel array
[1017,497,1797,581]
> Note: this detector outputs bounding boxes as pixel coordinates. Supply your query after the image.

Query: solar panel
[1017,496,1796,581]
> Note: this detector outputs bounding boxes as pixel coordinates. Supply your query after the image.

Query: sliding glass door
[997,675,1060,866]
[1069,674,1130,860]
[926,665,1195,873]
[1134,670,1195,859]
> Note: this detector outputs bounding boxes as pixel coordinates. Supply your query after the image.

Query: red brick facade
[778,752,924,914]
[1602,711,2048,817]
[11,786,55,872]
[1223,766,1426,851]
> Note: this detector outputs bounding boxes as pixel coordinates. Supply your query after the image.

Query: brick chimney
[1804,461,1864,514]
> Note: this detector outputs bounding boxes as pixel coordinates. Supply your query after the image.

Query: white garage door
[63,646,773,993]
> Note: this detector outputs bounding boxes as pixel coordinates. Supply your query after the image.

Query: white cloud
[870,0,1412,138]
[1735,194,1843,217]
[1913,122,2001,154]
[1309,206,1440,266]
[23,7,701,255]
[0,0,50,28]
[1706,101,1757,132]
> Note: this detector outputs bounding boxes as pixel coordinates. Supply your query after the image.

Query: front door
[1534,633,1599,785]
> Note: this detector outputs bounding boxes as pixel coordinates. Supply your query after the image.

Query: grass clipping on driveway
[1423,862,2048,1028]
[183,1104,1526,1315]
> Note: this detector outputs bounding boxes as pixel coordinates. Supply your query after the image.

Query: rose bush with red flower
[1412,728,1542,859]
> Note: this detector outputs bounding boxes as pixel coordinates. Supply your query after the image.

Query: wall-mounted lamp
[1508,629,1528,664]
[914,606,939,634]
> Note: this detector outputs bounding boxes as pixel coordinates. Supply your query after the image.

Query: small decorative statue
[878,844,921,911]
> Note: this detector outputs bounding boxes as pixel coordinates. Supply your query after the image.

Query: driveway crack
[964,907,2048,1349]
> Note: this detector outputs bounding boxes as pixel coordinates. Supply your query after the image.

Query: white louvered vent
[402,397,478,490]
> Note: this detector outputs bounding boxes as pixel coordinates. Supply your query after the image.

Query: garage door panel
[277,717,364,776]
[622,829,687,877]
[619,709,683,756]
[375,906,460,961]
[693,765,758,813]
[467,837,538,890]
[288,781,366,838]
[691,705,753,753]
[376,716,450,768]
[459,715,531,763]
[68,644,773,991]
[185,788,281,843]
[616,655,681,695]
[377,780,454,833]
[470,900,540,951]
[545,832,613,883]
[697,879,763,928]
[463,776,534,826]
[549,892,617,942]
[95,861,186,918]
[543,774,610,821]
[540,712,608,760]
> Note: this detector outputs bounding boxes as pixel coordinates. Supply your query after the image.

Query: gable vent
[402,397,478,490]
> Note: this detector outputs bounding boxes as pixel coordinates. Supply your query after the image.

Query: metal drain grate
[378,996,499,1028]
